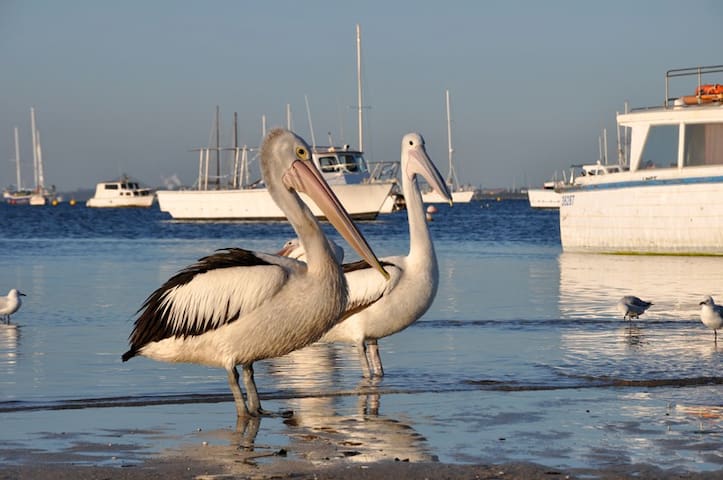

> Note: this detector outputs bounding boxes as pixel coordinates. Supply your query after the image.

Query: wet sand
[1,417,722,480]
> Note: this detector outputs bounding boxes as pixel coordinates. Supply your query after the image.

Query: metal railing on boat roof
[664,64,723,108]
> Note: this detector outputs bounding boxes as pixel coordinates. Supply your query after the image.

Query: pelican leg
[367,339,384,377]
[241,364,262,416]
[227,366,250,418]
[357,341,372,378]
[242,363,293,418]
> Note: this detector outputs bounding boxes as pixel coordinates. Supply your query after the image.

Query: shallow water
[0,201,720,472]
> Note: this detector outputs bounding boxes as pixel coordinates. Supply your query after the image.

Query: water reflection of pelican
[0,324,20,376]
[266,344,434,463]
[559,253,723,320]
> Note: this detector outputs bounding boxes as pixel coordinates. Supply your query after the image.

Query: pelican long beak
[407,142,453,206]
[288,159,389,280]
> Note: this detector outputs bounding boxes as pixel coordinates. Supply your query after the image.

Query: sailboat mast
[215,105,220,189]
[356,23,363,152]
[13,127,21,189]
[446,89,454,186]
[31,107,38,190]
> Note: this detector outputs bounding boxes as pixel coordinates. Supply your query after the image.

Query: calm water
[0,200,721,472]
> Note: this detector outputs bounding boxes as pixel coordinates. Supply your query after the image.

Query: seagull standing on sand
[282,133,452,378]
[122,129,388,418]
[0,289,25,324]
[616,296,653,321]
[699,296,723,342]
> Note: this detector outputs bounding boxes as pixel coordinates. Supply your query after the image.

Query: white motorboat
[559,64,723,254]
[527,181,561,209]
[86,176,155,208]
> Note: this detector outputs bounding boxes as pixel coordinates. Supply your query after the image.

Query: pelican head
[402,133,452,206]
[262,129,387,279]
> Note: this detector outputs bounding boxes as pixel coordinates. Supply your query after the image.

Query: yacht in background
[86,176,155,208]
[423,90,476,203]
[559,64,723,254]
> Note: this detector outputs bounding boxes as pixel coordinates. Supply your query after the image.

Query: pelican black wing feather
[122,248,271,361]
[343,259,395,274]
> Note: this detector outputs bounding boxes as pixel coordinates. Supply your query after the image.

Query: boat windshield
[318,153,368,174]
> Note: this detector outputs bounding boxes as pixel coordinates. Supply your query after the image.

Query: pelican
[699,296,723,342]
[0,289,25,324]
[122,129,388,418]
[616,296,653,321]
[282,133,452,378]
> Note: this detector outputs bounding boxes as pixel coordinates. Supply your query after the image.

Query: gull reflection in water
[266,343,435,464]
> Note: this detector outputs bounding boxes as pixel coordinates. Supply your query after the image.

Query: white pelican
[282,133,452,378]
[616,296,653,321]
[699,296,723,342]
[0,289,25,324]
[122,129,388,418]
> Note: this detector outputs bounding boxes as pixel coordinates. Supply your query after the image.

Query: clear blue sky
[2,0,722,192]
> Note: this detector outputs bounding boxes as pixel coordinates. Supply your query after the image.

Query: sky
[2,0,723,192]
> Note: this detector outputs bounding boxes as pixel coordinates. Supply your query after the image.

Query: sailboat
[2,127,33,205]
[422,89,476,203]
[3,108,56,206]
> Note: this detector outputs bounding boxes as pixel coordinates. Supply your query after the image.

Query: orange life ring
[696,84,723,96]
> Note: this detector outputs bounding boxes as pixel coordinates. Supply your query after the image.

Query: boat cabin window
[104,184,119,190]
[338,154,367,173]
[641,125,678,168]
[684,123,723,166]
[318,156,340,172]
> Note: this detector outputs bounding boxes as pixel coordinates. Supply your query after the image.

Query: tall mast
[13,127,21,189]
[356,23,363,152]
[445,89,458,190]
[31,107,38,190]
[215,105,220,189]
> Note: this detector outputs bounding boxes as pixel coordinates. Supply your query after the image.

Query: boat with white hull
[157,110,393,221]
[559,65,723,254]
[157,182,392,221]
[527,181,561,209]
[86,176,155,208]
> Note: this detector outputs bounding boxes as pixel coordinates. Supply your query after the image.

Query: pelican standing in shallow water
[616,296,653,321]
[699,296,723,342]
[0,289,25,324]
[283,133,452,378]
[122,129,388,418]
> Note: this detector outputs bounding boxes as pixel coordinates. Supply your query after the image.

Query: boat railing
[664,64,723,108]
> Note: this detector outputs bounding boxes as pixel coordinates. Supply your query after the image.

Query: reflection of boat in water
[0,324,19,376]
[86,175,155,208]
[559,65,723,254]
[558,252,723,320]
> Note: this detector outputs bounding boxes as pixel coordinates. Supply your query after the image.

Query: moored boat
[86,176,155,208]
[527,181,561,209]
[559,64,723,254]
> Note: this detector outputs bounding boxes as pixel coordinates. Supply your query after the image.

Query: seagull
[699,296,723,342]
[281,133,452,378]
[0,289,25,324]
[122,129,388,418]
[616,296,653,320]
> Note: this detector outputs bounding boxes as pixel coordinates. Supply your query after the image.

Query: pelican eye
[295,147,309,159]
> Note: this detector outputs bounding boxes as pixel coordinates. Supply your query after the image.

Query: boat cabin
[312,146,371,185]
